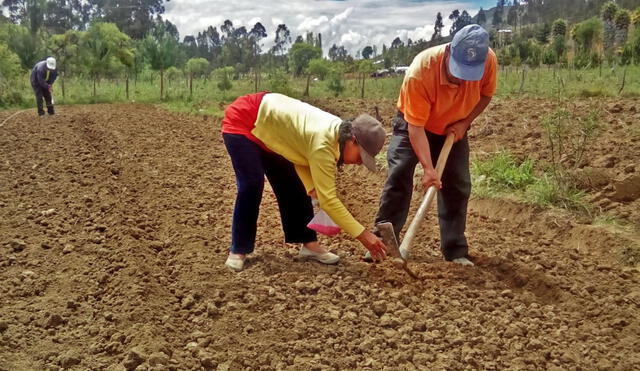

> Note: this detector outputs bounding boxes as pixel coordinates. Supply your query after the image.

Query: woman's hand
[357,230,387,262]
[308,189,317,199]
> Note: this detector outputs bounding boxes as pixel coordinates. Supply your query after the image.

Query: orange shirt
[397,43,497,134]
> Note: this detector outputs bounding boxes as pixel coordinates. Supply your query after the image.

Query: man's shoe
[299,246,340,265]
[225,254,246,271]
[452,257,474,266]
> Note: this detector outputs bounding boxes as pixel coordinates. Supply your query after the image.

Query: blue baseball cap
[448,24,490,81]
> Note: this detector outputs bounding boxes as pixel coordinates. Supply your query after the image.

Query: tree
[572,18,603,67]
[102,0,167,39]
[552,18,567,38]
[327,63,345,97]
[44,0,81,34]
[49,29,80,99]
[0,43,22,107]
[477,8,487,26]
[4,23,42,69]
[551,19,568,63]
[289,42,321,96]
[328,44,348,62]
[493,0,506,27]
[356,59,375,99]
[432,12,444,42]
[449,10,460,35]
[304,58,330,97]
[185,57,208,97]
[601,1,619,53]
[307,58,330,80]
[361,45,374,59]
[535,23,551,43]
[142,21,181,99]
[507,1,519,30]
[81,22,133,97]
[248,22,267,91]
[271,23,291,57]
[614,9,631,47]
[215,66,234,100]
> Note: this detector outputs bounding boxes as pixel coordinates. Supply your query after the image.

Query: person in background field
[369,24,498,266]
[221,92,388,272]
[30,57,58,117]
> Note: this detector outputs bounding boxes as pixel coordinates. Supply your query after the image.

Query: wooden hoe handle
[399,133,456,253]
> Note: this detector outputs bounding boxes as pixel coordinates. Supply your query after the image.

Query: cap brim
[448,56,485,82]
[358,145,378,172]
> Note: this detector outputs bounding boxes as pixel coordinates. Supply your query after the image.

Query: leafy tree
[551,19,568,64]
[632,8,640,28]
[493,0,506,27]
[326,63,345,97]
[248,22,267,91]
[328,43,348,62]
[449,9,460,34]
[142,20,181,99]
[215,66,234,100]
[0,43,23,107]
[266,68,292,95]
[601,1,619,52]
[477,8,487,26]
[289,41,321,96]
[271,23,291,57]
[572,18,603,67]
[307,58,330,80]
[552,18,568,38]
[81,22,133,97]
[289,42,321,77]
[356,59,375,99]
[102,0,167,40]
[49,29,79,99]
[507,0,520,30]
[535,23,552,43]
[614,9,631,46]
[432,12,444,42]
[361,46,374,59]
[573,18,603,52]
[185,57,209,97]
[44,0,80,34]
[4,23,42,69]
[450,10,472,36]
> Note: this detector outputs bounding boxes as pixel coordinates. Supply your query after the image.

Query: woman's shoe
[299,246,340,265]
[225,253,246,271]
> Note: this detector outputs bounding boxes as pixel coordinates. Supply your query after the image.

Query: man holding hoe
[30,57,58,117]
[369,24,498,266]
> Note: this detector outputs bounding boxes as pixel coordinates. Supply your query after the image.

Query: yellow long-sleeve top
[251,93,365,238]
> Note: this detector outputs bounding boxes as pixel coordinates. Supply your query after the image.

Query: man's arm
[36,65,49,90]
[408,124,441,189]
[445,95,493,142]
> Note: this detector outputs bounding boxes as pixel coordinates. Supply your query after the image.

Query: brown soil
[1,99,639,370]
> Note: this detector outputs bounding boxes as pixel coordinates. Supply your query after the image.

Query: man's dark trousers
[33,87,54,116]
[375,111,471,261]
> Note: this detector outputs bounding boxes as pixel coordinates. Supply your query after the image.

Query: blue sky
[165,0,498,56]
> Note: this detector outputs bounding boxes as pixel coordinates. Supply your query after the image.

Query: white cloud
[297,16,329,32]
[164,0,487,56]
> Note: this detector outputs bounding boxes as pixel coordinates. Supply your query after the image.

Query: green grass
[4,65,639,112]
[471,151,591,213]
[471,151,537,197]
[496,65,640,98]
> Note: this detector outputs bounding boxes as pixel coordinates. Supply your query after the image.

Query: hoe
[377,133,455,279]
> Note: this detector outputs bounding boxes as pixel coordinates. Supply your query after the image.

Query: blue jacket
[30,60,58,90]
